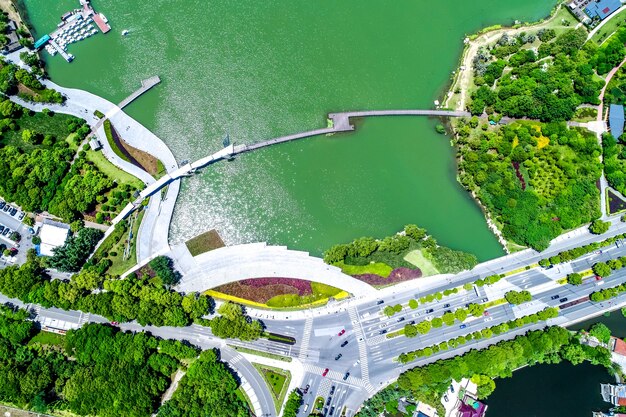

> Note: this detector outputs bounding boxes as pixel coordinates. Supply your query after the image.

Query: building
[34,34,51,49]
[89,138,102,150]
[610,104,625,139]
[601,383,626,406]
[38,219,70,257]
[457,400,487,417]
[585,0,622,20]
[413,402,438,417]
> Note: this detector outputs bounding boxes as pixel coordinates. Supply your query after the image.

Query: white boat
[122,29,129,36]
[99,13,108,23]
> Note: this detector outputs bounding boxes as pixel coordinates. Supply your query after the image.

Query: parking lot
[0,201,34,266]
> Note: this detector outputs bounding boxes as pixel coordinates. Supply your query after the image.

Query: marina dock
[118,76,161,109]
[49,39,73,62]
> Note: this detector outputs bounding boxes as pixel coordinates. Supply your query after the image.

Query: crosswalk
[348,307,370,384]
[298,317,314,360]
[78,312,91,327]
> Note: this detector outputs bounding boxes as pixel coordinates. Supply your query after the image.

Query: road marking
[348,307,370,383]
[298,317,314,360]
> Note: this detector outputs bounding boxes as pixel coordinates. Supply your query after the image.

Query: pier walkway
[49,39,73,62]
[118,76,161,109]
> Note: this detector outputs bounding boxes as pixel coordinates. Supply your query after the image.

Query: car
[443,303,450,308]
[481,298,488,303]
[323,408,328,416]
[397,317,405,322]
[409,320,416,325]
[9,208,17,216]
[353,359,361,366]
[444,394,449,402]
[0,202,5,209]
[380,329,387,335]
[322,368,329,377]
[303,384,310,394]
[330,406,335,416]
[595,275,603,281]
[338,329,346,336]
[483,310,490,316]
[18,212,24,221]
[551,295,559,300]
[460,324,467,329]
[2,228,9,236]
[484,317,493,322]
[110,321,119,326]
[2,205,9,212]
[377,300,384,305]
[465,303,471,308]
[559,298,568,303]
[425,308,434,314]
[450,384,455,393]
[330,385,335,395]
[0,226,4,234]
[343,372,350,381]
[341,340,349,347]
[596,281,605,286]
[326,397,332,406]
[444,310,452,314]
[335,353,342,360]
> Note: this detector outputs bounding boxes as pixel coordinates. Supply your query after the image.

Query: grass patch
[592,8,626,44]
[236,386,254,414]
[484,298,507,308]
[403,249,439,276]
[266,284,344,308]
[28,330,65,346]
[336,261,393,277]
[573,107,598,122]
[107,210,144,276]
[1,111,78,150]
[253,363,291,413]
[94,110,105,119]
[229,345,292,362]
[185,229,225,256]
[86,149,144,188]
[103,119,131,162]
[386,328,405,339]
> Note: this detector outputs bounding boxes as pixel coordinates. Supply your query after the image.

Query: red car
[110,321,119,326]
[322,368,329,377]
[338,329,346,336]
[483,311,490,316]
[595,275,603,281]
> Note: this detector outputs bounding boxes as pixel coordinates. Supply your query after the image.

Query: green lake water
[23,0,556,258]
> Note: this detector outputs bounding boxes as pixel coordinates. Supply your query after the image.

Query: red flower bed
[511,161,526,190]
[352,267,422,286]
[239,277,313,295]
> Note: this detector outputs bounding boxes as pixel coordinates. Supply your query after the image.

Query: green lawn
[86,149,144,188]
[543,5,580,31]
[253,363,291,413]
[336,261,393,277]
[229,345,292,362]
[1,111,78,150]
[107,210,144,276]
[28,331,65,346]
[185,229,225,256]
[592,8,626,44]
[403,249,439,276]
[265,282,344,308]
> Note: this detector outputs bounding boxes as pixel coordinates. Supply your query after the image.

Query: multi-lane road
[4,219,626,416]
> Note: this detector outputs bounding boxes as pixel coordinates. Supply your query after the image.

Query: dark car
[335,354,342,361]
[18,212,24,221]
[465,303,471,308]
[380,329,387,335]
[2,228,9,236]
[343,372,350,381]
[481,298,488,303]
[559,298,568,303]
[443,303,450,308]
[330,385,335,395]
[303,384,310,394]
[450,384,455,393]
[551,295,559,300]
[0,202,5,209]
[409,320,416,325]
[425,308,434,314]
[444,310,452,314]
[9,208,17,216]
[377,300,384,305]
[323,408,328,416]
[397,317,405,322]
[0,226,4,234]
[444,394,449,402]
[460,324,467,329]
[330,406,335,416]
[326,397,332,406]
[340,340,349,347]
[2,205,9,212]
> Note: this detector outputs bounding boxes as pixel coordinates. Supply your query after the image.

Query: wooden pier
[118,76,161,109]
[49,39,74,62]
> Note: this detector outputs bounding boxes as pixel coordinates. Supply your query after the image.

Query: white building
[39,219,70,256]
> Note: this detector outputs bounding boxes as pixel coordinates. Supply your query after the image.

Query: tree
[468,303,485,317]
[149,256,181,286]
[589,323,612,344]
[590,219,610,235]
[283,390,303,417]
[416,320,432,334]
[567,272,583,285]
[505,290,532,305]
[408,299,418,309]
[48,228,104,272]
[593,262,612,278]
[404,324,418,338]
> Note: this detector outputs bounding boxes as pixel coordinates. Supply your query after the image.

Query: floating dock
[92,13,110,33]
[49,39,74,62]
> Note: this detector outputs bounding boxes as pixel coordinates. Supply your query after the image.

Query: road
[2,218,626,416]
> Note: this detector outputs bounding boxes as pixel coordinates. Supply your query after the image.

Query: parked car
[340,340,348,347]
[444,394,449,402]
[2,205,9,212]
[2,228,10,236]
[444,310,452,314]
[9,208,17,216]
[338,329,346,336]
[330,406,335,415]
[0,226,4,234]
[343,372,350,381]
[326,397,332,406]
[450,384,455,393]
[551,295,559,300]
[110,321,119,326]
[18,212,24,221]
[335,354,342,361]
[481,297,488,303]
[0,202,5,209]
[322,368,329,377]
[330,385,335,395]
[559,298,568,303]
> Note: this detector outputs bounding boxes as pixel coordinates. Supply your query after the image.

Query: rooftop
[39,219,70,257]
[585,0,621,20]
[610,104,625,139]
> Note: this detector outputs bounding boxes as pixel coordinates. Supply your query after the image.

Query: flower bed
[214,278,314,304]
[352,267,422,286]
